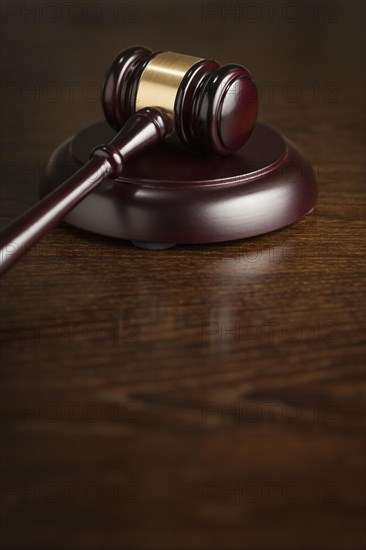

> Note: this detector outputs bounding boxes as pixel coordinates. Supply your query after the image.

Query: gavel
[0,46,259,276]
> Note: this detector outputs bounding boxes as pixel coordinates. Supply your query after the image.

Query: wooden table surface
[1,1,365,549]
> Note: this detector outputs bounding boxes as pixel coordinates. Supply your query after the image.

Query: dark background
[0,1,365,549]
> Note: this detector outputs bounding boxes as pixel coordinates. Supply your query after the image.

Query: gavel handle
[0,108,168,277]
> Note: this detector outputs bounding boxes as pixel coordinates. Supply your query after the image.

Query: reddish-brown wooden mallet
[0,46,259,276]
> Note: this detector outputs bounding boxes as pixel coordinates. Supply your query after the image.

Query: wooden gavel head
[102,46,259,156]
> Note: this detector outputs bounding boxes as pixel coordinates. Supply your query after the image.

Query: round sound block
[41,122,317,247]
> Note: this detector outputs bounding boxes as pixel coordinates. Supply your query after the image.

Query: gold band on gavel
[135,52,202,128]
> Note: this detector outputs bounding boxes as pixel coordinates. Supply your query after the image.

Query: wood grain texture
[0,1,365,549]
